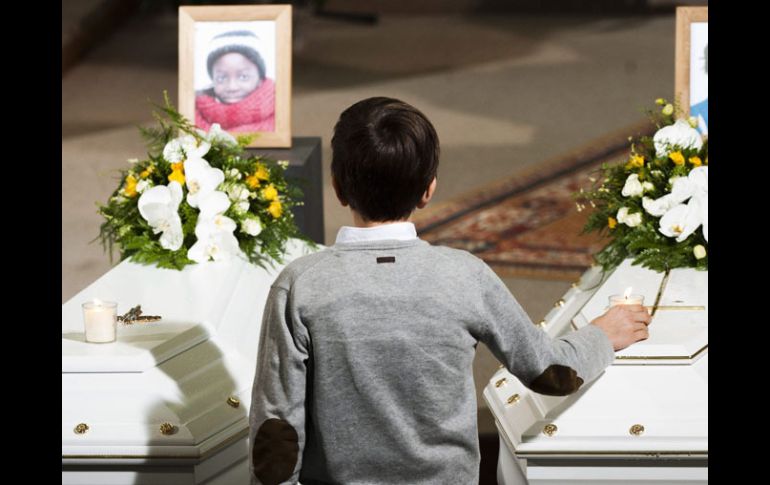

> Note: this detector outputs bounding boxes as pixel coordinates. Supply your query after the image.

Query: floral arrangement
[577,98,708,273]
[98,95,309,270]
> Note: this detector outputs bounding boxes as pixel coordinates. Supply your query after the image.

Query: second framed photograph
[675,6,708,136]
[179,5,292,147]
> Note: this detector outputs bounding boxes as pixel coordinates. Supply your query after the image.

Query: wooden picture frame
[179,5,292,147]
[675,7,708,134]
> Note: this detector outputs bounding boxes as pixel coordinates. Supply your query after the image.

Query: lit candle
[609,287,644,307]
[82,299,118,343]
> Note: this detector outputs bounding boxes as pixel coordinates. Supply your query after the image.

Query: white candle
[609,287,644,307]
[82,300,118,343]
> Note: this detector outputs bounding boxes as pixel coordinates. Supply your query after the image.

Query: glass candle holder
[82,300,118,343]
[608,294,644,307]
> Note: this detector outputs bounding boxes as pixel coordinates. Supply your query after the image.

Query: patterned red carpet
[415,119,656,280]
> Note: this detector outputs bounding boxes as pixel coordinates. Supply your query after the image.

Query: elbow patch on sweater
[252,418,299,485]
[529,364,584,396]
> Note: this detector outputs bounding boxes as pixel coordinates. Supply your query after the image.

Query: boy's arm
[249,285,310,485]
[476,264,615,396]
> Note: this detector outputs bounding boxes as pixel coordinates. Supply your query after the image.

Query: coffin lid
[62,239,317,460]
[483,259,708,456]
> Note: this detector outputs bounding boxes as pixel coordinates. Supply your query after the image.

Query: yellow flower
[689,156,702,166]
[140,165,154,179]
[246,174,261,189]
[123,174,138,197]
[625,154,644,169]
[268,200,282,218]
[655,98,666,106]
[608,217,617,229]
[261,184,278,201]
[168,170,185,185]
[662,103,674,116]
[255,164,270,181]
[669,151,685,165]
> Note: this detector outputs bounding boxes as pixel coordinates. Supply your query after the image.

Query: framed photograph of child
[675,7,708,135]
[179,5,292,147]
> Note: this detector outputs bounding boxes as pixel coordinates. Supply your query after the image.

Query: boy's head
[331,97,439,222]
[206,31,266,104]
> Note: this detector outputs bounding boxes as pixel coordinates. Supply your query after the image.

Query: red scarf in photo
[195,78,276,133]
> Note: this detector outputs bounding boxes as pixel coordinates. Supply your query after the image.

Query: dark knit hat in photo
[206,30,266,81]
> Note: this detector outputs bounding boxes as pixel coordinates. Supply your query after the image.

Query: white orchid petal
[213,215,237,233]
[188,240,209,263]
[199,191,231,218]
[669,176,695,204]
[210,232,241,261]
[653,119,704,158]
[688,166,708,194]
[159,213,184,251]
[643,193,679,217]
[138,186,173,222]
[659,202,701,242]
[195,217,218,240]
[167,181,183,209]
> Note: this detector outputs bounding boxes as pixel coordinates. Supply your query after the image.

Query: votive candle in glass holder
[82,300,118,343]
[608,293,644,307]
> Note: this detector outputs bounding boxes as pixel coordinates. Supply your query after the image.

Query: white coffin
[483,260,708,485]
[62,239,318,485]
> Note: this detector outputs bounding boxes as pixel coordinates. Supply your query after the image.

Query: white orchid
[658,198,702,242]
[162,134,211,163]
[616,207,642,227]
[188,229,240,263]
[184,157,225,208]
[187,189,241,263]
[653,119,704,158]
[651,166,708,242]
[197,190,231,219]
[189,213,240,263]
[642,176,693,217]
[241,217,263,236]
[621,174,644,197]
[198,123,238,147]
[137,181,184,251]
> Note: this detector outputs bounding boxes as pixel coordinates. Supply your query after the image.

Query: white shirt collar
[335,222,418,244]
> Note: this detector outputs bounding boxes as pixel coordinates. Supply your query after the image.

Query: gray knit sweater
[249,239,615,485]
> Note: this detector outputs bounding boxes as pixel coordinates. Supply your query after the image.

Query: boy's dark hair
[331,97,439,222]
[207,30,267,81]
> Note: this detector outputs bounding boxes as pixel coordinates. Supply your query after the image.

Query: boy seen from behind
[249,97,651,485]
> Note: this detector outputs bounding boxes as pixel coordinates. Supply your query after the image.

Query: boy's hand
[590,304,652,351]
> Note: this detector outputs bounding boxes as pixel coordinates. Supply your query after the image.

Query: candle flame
[623,287,632,299]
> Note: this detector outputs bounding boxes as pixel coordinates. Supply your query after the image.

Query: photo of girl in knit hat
[194,26,276,133]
